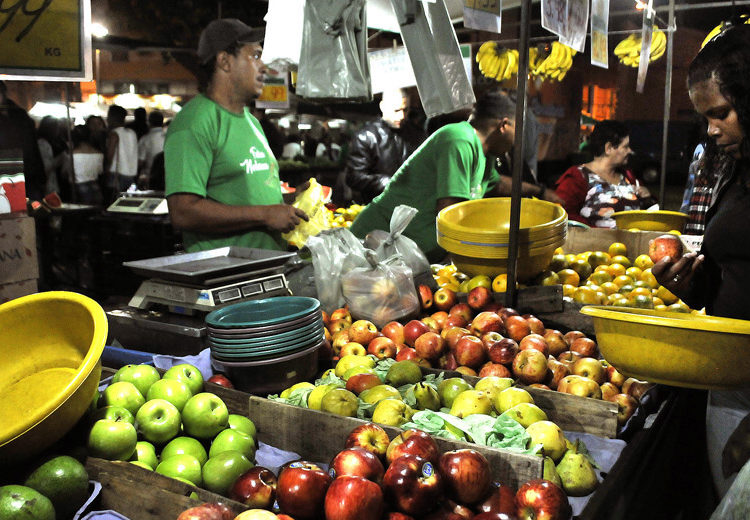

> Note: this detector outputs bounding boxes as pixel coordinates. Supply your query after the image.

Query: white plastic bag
[262,0,305,70]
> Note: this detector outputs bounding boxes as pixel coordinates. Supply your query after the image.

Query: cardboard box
[0,278,37,304]
[0,216,38,284]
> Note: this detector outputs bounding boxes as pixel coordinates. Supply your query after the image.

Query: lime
[24,455,89,518]
[0,485,55,520]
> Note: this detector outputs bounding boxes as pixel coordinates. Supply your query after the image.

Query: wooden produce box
[563,227,692,256]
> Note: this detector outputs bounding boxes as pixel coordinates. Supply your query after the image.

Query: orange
[435,275,452,287]
[562,283,577,297]
[608,263,627,277]
[640,269,659,289]
[607,293,628,305]
[629,287,652,298]
[588,271,613,286]
[625,267,643,280]
[539,271,560,287]
[610,255,632,268]
[573,286,602,305]
[655,285,679,305]
[492,274,508,293]
[575,251,593,262]
[585,283,603,294]
[608,242,628,257]
[557,269,580,286]
[565,254,577,265]
[436,264,457,277]
[652,296,665,306]
[632,280,652,290]
[588,251,611,269]
[669,229,682,235]
[549,254,569,272]
[668,302,691,313]
[594,264,611,273]
[630,294,654,309]
[600,282,620,295]
[613,275,635,288]
[634,254,655,271]
[554,247,564,255]
[618,284,635,295]
[570,258,593,281]
[654,304,668,311]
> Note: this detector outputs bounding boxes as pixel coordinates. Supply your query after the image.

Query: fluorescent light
[91,23,109,38]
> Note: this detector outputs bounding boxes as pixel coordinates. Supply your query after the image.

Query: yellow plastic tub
[580,306,750,390]
[611,210,688,232]
[0,291,107,464]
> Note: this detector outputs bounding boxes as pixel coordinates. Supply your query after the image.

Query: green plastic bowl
[206,296,320,329]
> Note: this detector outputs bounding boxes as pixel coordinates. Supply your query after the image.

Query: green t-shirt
[350,122,492,262]
[164,95,285,253]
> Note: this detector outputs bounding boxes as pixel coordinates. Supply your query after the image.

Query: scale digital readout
[107,196,168,215]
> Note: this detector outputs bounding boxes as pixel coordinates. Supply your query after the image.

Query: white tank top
[111,127,138,177]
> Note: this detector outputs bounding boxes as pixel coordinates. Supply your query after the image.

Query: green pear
[500,403,548,428]
[449,390,492,418]
[413,382,441,411]
[438,377,473,408]
[493,387,534,414]
[556,445,599,496]
[543,456,563,488]
[474,376,514,402]
[385,361,423,387]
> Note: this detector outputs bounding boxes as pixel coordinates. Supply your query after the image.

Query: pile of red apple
[322,297,653,426]
[183,423,572,520]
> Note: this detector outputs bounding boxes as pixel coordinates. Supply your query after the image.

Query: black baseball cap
[197,18,265,64]
[474,90,516,120]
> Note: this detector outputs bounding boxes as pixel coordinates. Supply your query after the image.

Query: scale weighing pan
[208,316,323,340]
[123,247,296,285]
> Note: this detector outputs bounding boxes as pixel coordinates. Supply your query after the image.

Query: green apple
[494,386,534,414]
[228,414,257,439]
[474,376,514,402]
[209,428,256,460]
[156,454,203,486]
[334,354,375,378]
[437,377,473,408]
[91,405,135,425]
[130,440,159,469]
[161,436,208,466]
[501,402,548,428]
[172,477,200,500]
[162,363,204,395]
[135,399,181,444]
[130,461,154,470]
[372,398,414,426]
[526,420,567,462]
[113,364,161,397]
[359,384,401,405]
[385,360,422,387]
[87,419,138,460]
[0,485,55,520]
[202,450,254,496]
[146,379,193,412]
[24,455,89,518]
[182,392,229,439]
[308,383,344,410]
[102,381,145,416]
[320,388,358,417]
[449,390,493,418]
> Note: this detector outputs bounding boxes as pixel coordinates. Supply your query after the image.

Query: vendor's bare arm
[167,193,308,234]
[436,197,465,213]
[489,176,563,203]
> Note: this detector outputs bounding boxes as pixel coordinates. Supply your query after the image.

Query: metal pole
[659,0,675,208]
[505,0,531,308]
[64,83,76,202]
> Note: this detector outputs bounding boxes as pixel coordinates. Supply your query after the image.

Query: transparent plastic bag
[305,227,369,313]
[341,250,419,327]
[363,204,431,282]
[710,454,750,519]
[282,178,332,249]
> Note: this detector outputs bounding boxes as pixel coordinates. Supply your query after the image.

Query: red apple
[324,475,384,520]
[396,347,418,362]
[384,513,416,520]
[504,316,531,343]
[529,384,551,391]
[434,288,458,312]
[438,449,492,505]
[430,311,449,330]
[418,285,434,310]
[558,375,602,399]
[415,331,446,361]
[404,320,431,347]
[438,351,459,371]
[330,308,352,323]
[572,357,606,385]
[368,336,397,360]
[443,327,471,349]
[329,319,351,335]
[345,423,390,460]
[471,311,505,336]
[569,337,598,358]
[544,358,571,390]
[467,286,492,310]
[473,514,518,520]
[556,351,582,371]
[487,338,519,366]
[348,320,379,346]
[542,330,568,357]
[456,366,478,377]
[522,314,545,335]
[649,234,684,264]
[445,315,469,329]
[340,342,367,357]
[330,447,385,483]
[622,378,655,401]
[606,365,626,388]
[512,349,549,384]
[422,317,440,334]
[332,330,351,355]
[321,310,330,327]
[562,331,585,345]
[229,466,278,509]
[476,482,518,516]
[423,500,476,520]
[519,334,550,357]
[609,393,638,425]
[207,374,234,389]
[386,429,440,465]
[478,362,512,379]
[449,303,473,324]
[177,504,232,520]
[382,321,406,345]
[599,382,619,402]
[480,331,504,351]
[499,307,520,321]
[515,479,571,520]
[454,335,486,369]
[346,373,383,395]
[277,461,332,520]
[382,455,443,517]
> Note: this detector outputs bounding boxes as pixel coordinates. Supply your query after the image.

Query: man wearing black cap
[350,90,560,263]
[164,19,307,253]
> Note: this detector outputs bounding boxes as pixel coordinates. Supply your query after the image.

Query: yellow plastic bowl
[611,210,688,232]
[437,198,567,241]
[451,242,561,281]
[437,231,566,260]
[0,291,107,464]
[580,305,750,390]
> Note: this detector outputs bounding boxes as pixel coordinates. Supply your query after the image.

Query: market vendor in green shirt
[165,19,308,253]
[350,90,561,262]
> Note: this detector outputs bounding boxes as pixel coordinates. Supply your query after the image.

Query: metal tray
[123,247,296,284]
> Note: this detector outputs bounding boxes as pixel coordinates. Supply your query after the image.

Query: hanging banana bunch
[702,15,750,48]
[476,41,519,82]
[530,41,576,82]
[614,27,666,67]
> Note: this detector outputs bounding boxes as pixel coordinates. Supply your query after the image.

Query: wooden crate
[563,227,692,255]
[246,396,542,490]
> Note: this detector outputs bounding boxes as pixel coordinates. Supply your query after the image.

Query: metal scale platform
[107,247,297,355]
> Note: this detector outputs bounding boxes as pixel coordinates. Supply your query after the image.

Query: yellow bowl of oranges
[580,305,750,390]
[611,210,688,233]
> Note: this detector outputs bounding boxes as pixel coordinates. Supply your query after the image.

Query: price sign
[464,0,502,34]
[256,73,289,109]
[0,0,92,80]
[465,0,500,15]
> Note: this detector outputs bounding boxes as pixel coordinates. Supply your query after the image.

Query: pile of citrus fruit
[325,203,364,228]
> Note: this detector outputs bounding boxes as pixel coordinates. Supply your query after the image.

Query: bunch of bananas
[530,41,576,82]
[614,27,666,67]
[702,15,750,49]
[476,41,519,82]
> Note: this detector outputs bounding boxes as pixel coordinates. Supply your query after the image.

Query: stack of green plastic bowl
[436,198,567,280]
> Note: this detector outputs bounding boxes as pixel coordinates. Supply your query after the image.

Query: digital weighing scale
[107,191,169,215]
